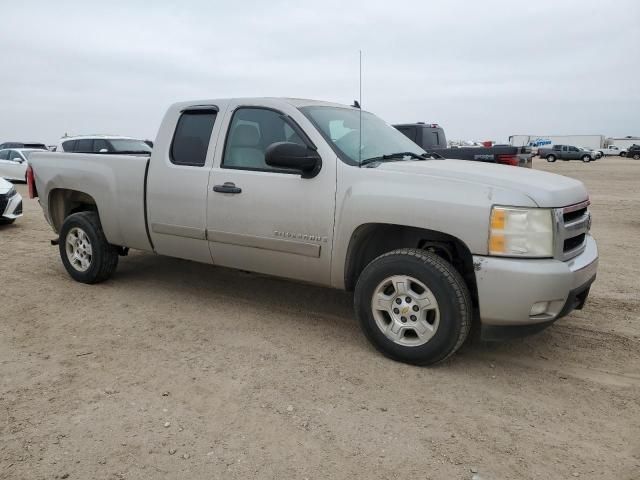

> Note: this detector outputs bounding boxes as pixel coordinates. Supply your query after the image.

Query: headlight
[489,206,553,258]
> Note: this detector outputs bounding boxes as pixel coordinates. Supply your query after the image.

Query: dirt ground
[1,157,639,480]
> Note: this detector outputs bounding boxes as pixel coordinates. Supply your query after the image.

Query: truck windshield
[109,139,152,154]
[300,106,426,166]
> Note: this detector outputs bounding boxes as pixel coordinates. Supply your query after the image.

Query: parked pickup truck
[539,145,597,163]
[394,122,533,168]
[28,98,598,365]
[596,145,627,157]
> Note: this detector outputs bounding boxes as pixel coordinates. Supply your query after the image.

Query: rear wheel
[620,152,626,157]
[633,154,640,160]
[582,155,591,162]
[59,211,119,283]
[546,154,556,162]
[354,248,472,365]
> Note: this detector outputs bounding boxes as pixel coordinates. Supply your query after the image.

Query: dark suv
[627,144,640,160]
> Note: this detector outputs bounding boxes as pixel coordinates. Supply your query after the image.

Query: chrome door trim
[207,229,321,258]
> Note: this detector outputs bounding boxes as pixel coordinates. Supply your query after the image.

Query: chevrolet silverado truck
[27,98,598,365]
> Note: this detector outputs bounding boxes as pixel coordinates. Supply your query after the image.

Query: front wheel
[59,211,119,284]
[546,155,556,162]
[354,249,472,365]
[582,155,591,162]
[620,152,626,157]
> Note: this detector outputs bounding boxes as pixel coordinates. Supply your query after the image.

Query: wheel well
[344,223,478,304]
[49,189,98,233]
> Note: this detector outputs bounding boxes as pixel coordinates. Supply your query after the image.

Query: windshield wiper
[359,151,427,167]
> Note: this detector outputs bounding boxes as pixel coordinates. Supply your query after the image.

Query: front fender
[330,163,536,288]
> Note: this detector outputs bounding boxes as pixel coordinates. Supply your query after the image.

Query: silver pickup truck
[28,98,598,365]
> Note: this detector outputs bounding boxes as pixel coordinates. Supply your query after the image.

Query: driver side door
[0,150,11,179]
[206,102,337,286]
[3,150,26,181]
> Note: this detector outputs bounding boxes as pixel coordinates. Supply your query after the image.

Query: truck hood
[375,159,588,207]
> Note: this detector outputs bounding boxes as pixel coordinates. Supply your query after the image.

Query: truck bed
[29,152,152,251]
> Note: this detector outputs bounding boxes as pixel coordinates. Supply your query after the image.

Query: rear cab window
[396,126,417,142]
[170,109,218,167]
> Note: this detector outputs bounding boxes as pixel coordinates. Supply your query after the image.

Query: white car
[596,145,627,157]
[579,147,600,160]
[0,148,46,181]
[0,177,23,224]
[57,135,152,155]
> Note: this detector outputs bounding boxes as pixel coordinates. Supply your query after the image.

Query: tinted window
[63,140,77,152]
[0,150,9,160]
[222,107,305,171]
[94,139,111,152]
[76,139,94,153]
[109,139,151,153]
[9,150,23,161]
[396,127,417,142]
[170,110,217,166]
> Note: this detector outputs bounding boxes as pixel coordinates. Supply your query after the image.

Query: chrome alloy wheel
[371,275,440,347]
[65,227,93,272]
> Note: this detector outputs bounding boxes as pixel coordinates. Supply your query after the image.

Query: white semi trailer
[509,134,606,150]
[607,137,640,150]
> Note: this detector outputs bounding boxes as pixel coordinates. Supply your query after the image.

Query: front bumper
[1,191,23,219]
[473,235,598,334]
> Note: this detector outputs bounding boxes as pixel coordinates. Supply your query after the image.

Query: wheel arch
[343,223,478,304]
[48,188,99,233]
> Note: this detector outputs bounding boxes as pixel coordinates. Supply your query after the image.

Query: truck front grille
[554,200,591,261]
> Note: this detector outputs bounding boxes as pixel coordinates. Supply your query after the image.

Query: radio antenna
[359,50,362,164]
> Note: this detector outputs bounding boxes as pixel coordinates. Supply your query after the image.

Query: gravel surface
[1,157,639,479]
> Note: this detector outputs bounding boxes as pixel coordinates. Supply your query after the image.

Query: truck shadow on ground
[110,251,565,365]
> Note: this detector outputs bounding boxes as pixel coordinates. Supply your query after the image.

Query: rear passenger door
[146,103,227,263]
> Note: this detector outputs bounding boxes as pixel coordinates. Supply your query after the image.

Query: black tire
[546,154,556,162]
[633,154,640,160]
[58,211,118,284]
[582,155,591,162]
[354,248,472,366]
[620,152,626,157]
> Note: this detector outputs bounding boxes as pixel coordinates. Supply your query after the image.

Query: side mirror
[265,142,322,178]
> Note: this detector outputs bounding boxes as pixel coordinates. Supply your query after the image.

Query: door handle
[213,182,242,194]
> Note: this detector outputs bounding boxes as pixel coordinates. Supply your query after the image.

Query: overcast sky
[1,0,638,144]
